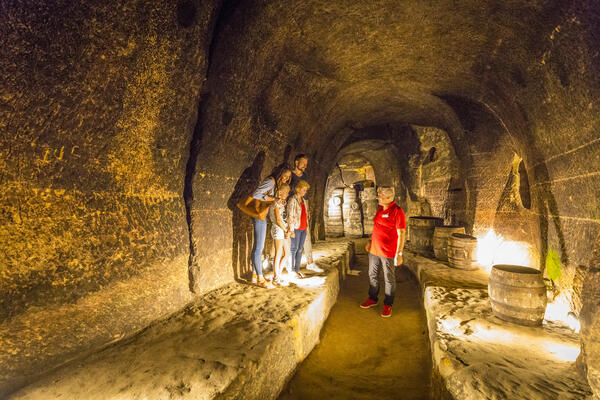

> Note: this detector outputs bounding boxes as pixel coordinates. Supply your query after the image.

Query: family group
[247,154,321,288]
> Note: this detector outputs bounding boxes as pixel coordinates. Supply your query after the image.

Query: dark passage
[279,248,432,400]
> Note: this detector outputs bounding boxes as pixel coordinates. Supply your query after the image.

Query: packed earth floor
[279,250,432,400]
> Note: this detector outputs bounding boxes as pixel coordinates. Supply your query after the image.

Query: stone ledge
[9,240,354,400]
[0,255,193,398]
[404,252,593,400]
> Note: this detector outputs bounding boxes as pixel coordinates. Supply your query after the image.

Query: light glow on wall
[544,293,581,333]
[475,229,533,273]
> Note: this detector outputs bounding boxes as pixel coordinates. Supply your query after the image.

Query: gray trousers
[368,253,396,306]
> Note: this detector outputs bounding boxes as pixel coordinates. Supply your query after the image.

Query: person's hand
[365,241,371,252]
[395,254,403,266]
[266,195,276,202]
[307,211,311,220]
[291,231,296,238]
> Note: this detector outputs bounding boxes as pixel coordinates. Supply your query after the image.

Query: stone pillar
[580,237,600,398]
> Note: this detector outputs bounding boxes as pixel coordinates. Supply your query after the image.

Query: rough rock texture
[580,237,600,398]
[426,286,590,400]
[0,0,218,316]
[405,252,592,399]
[404,252,489,291]
[0,256,191,396]
[9,240,353,400]
[2,0,600,394]
[0,0,220,394]
[402,126,462,224]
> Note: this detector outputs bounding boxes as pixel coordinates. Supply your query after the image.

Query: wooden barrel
[433,226,465,261]
[408,216,444,256]
[488,264,548,326]
[447,233,478,270]
[325,188,344,237]
[343,187,363,238]
[361,187,378,235]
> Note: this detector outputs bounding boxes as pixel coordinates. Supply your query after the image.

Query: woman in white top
[269,184,291,285]
[250,167,291,288]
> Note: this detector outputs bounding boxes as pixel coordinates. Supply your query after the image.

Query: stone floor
[405,251,593,400]
[279,252,432,400]
[7,240,353,400]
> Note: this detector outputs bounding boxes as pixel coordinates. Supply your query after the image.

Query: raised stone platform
[404,252,593,400]
[8,240,354,400]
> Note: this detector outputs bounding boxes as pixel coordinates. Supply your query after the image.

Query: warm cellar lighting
[302,252,326,264]
[475,229,533,273]
[475,231,580,332]
[544,293,581,333]
[435,314,580,362]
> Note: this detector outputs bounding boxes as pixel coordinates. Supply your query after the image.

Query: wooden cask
[447,233,478,270]
[408,216,444,256]
[325,188,344,237]
[361,187,378,235]
[343,187,363,238]
[488,264,548,326]
[433,226,465,261]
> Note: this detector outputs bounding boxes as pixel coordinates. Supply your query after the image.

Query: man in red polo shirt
[360,186,406,318]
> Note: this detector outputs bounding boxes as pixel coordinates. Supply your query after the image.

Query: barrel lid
[451,233,476,240]
[492,264,541,274]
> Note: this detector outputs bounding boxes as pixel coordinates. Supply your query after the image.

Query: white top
[269,202,287,229]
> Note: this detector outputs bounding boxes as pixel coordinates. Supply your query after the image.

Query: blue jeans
[290,229,307,272]
[368,253,396,306]
[251,218,267,275]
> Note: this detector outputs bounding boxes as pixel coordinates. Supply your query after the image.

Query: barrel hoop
[490,299,546,313]
[488,278,545,289]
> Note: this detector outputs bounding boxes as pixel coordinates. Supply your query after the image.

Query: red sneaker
[360,298,377,308]
[381,305,392,318]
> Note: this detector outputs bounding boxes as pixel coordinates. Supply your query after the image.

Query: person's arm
[287,198,299,231]
[251,178,276,201]
[304,198,310,220]
[395,229,406,265]
[395,207,406,265]
[275,205,287,231]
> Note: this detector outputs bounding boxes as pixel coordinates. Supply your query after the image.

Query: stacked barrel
[325,188,344,237]
[433,226,465,261]
[343,187,363,238]
[408,217,444,256]
[361,187,378,235]
[447,233,478,270]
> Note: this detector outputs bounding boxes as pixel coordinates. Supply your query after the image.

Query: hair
[378,186,395,198]
[295,180,310,193]
[276,183,290,198]
[294,153,307,163]
[270,164,291,183]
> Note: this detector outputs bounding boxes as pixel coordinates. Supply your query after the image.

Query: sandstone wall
[2,0,600,395]
[0,0,220,393]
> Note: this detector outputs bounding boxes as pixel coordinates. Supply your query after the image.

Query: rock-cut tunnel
[1,1,600,399]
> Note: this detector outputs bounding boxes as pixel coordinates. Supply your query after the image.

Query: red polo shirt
[370,202,406,259]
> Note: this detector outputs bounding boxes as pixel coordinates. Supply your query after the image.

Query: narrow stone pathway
[279,252,432,400]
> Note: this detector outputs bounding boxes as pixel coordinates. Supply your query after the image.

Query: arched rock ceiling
[208,0,598,159]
